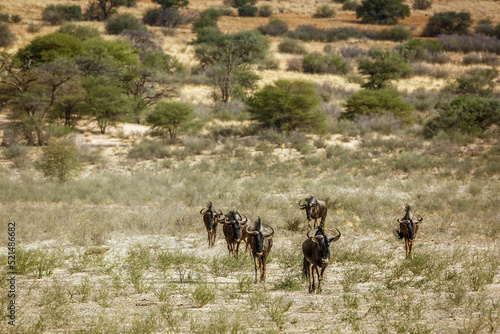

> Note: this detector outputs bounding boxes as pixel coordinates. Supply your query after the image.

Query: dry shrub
[439,34,500,54]
[340,45,367,59]
[287,57,303,71]
[278,38,306,54]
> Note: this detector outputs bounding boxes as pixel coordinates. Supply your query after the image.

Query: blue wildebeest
[394,205,423,257]
[200,202,223,247]
[302,226,341,293]
[299,196,328,229]
[245,217,274,283]
[220,211,248,257]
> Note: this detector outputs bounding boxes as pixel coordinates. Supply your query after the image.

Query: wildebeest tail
[393,229,404,239]
[302,258,308,279]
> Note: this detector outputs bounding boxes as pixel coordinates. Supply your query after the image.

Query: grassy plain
[0,0,499,333]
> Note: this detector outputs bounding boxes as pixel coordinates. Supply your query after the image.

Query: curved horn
[246,224,259,235]
[307,229,313,239]
[398,219,411,224]
[329,228,341,243]
[263,225,274,239]
[299,199,304,207]
[200,208,205,215]
[417,214,423,222]
[217,209,223,217]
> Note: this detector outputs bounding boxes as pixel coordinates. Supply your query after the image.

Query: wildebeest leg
[260,256,266,282]
[235,241,240,257]
[253,255,259,283]
[308,262,314,293]
[318,266,327,294]
[408,240,413,257]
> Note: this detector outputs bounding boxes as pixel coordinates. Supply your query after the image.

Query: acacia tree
[82,76,132,134]
[194,29,269,104]
[84,0,136,21]
[246,79,326,132]
[146,101,193,139]
[0,56,81,145]
[50,79,86,127]
[121,51,181,123]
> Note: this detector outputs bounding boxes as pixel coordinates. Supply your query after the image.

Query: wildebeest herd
[200,198,424,293]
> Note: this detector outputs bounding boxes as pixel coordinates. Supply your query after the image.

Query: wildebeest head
[223,211,247,241]
[201,202,222,230]
[299,196,318,220]
[398,213,423,241]
[246,217,274,256]
[307,226,341,264]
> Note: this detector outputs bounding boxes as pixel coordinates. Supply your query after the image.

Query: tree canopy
[246,79,326,132]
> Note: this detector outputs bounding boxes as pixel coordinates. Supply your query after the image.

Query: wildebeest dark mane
[306,196,315,204]
[315,226,325,237]
[227,211,240,222]
[254,217,262,231]
[207,201,213,211]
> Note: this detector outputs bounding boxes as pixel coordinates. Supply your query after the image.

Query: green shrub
[57,24,100,41]
[454,68,498,97]
[342,1,359,11]
[106,13,144,35]
[278,38,306,54]
[42,5,82,25]
[358,48,411,89]
[423,95,500,138]
[0,23,15,48]
[475,19,495,36]
[36,136,81,182]
[342,88,415,122]
[396,38,444,61]
[313,5,335,18]
[152,0,189,9]
[246,79,326,132]
[422,11,472,37]
[258,18,288,36]
[16,33,83,64]
[302,53,349,74]
[191,284,216,307]
[147,101,194,139]
[356,0,410,25]
[379,25,412,41]
[143,8,196,27]
[258,5,273,17]
[191,8,223,32]
[238,5,258,17]
[412,0,432,10]
[224,0,257,8]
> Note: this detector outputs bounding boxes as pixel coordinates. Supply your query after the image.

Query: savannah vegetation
[0,0,499,332]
